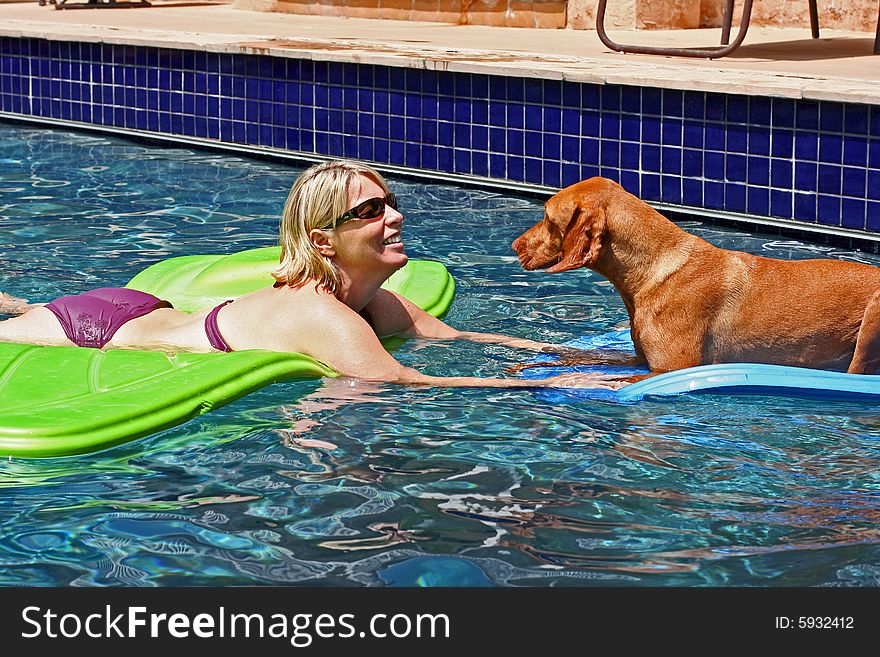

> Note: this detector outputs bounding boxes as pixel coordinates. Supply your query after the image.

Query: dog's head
[512,177,613,273]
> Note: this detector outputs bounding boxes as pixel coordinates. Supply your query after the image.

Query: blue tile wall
[1,37,879,233]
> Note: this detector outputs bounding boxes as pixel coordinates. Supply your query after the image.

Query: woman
[0,160,624,390]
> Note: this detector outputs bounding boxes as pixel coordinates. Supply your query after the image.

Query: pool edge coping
[1,18,879,106]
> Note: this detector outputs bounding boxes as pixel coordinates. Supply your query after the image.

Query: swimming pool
[2,121,880,587]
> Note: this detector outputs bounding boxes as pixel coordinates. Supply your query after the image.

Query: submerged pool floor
[2,121,880,586]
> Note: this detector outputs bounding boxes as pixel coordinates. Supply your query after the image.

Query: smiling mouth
[382,235,402,246]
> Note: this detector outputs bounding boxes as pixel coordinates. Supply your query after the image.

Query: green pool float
[0,247,455,458]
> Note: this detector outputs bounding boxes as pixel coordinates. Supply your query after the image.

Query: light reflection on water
[2,122,880,587]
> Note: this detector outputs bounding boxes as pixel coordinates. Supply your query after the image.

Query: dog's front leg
[848,289,880,374]
[636,328,707,373]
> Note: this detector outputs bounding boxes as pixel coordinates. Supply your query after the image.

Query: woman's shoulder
[215,283,357,353]
[364,287,405,311]
[363,289,420,337]
[232,282,350,324]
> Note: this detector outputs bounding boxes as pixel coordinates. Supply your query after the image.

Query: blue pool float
[521,330,880,402]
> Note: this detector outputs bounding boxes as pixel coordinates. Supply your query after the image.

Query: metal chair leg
[808,0,820,39]
[721,0,735,45]
[875,5,880,54]
[595,0,754,59]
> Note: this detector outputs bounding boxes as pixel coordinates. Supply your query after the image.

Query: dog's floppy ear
[546,203,606,273]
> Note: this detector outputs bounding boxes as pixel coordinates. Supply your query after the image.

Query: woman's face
[331,174,408,276]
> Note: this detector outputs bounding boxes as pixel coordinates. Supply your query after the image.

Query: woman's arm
[367,291,645,365]
[367,290,558,351]
[391,368,627,390]
[299,303,628,390]
[443,329,558,352]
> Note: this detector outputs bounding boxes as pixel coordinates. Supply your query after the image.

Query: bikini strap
[205,300,234,352]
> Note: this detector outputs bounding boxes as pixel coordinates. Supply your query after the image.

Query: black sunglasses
[334,193,398,227]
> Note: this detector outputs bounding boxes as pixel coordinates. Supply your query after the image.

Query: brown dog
[512,177,880,374]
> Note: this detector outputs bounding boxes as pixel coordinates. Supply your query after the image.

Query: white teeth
[383,235,402,245]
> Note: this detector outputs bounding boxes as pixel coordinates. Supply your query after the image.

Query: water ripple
[3,120,880,586]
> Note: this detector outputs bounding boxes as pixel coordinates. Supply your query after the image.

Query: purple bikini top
[205,300,233,352]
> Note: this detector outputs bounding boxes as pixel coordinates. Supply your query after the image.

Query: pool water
[2,121,880,587]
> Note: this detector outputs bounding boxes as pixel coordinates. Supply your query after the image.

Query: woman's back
[0,281,341,356]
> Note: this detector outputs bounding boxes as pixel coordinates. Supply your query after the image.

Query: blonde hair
[272,159,390,293]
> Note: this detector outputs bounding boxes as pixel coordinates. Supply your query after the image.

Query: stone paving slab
[0,2,877,103]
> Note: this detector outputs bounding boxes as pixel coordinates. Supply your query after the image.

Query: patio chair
[595,0,880,58]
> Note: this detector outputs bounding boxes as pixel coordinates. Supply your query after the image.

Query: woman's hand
[453,332,568,352]
[507,347,648,373]
[0,293,35,315]
[536,372,630,390]
[498,337,561,352]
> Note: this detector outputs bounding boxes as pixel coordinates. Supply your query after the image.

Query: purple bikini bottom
[45,287,172,349]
